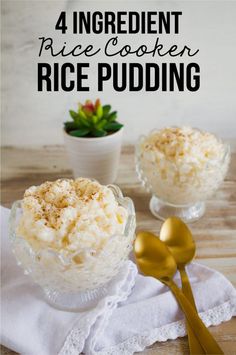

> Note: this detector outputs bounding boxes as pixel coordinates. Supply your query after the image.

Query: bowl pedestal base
[44,285,108,312]
[149,195,205,223]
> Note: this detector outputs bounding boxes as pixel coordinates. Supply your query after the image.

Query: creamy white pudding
[18,178,128,256]
[137,127,230,205]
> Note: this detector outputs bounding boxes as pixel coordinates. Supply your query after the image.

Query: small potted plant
[64,99,124,184]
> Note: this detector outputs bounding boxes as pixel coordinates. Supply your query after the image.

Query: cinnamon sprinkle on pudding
[137,127,230,205]
[18,178,128,254]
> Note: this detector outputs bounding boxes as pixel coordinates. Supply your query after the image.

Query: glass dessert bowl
[136,127,230,223]
[9,178,136,311]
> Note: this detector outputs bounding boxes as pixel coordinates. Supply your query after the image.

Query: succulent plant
[64,99,123,137]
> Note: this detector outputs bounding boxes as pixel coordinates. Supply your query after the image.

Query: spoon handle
[168,280,224,354]
[180,268,197,308]
[180,267,205,354]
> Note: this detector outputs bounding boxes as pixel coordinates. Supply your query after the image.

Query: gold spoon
[134,231,224,355]
[160,217,205,354]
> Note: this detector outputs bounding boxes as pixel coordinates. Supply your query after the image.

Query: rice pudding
[137,127,230,205]
[17,178,128,256]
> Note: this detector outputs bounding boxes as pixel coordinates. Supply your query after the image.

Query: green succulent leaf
[92,128,107,137]
[67,100,121,138]
[96,105,103,119]
[64,121,80,131]
[78,110,87,120]
[102,105,111,117]
[96,119,107,129]
[92,115,98,124]
[69,128,90,137]
[79,116,91,128]
[104,121,123,131]
[107,111,117,122]
[82,107,93,118]
[69,110,79,123]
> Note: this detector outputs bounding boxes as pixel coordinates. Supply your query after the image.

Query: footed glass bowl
[136,131,230,223]
[9,185,136,311]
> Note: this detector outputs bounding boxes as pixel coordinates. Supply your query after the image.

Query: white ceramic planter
[64,128,123,184]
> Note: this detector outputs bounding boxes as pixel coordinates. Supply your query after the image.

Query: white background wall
[1,0,236,146]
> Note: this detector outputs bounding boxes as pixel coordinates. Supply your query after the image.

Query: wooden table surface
[1,145,236,355]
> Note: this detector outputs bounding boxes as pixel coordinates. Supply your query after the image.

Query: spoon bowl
[134,229,224,355]
[160,217,205,354]
[134,231,177,282]
[159,217,196,267]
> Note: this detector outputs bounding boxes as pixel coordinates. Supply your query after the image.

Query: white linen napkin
[1,206,236,355]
